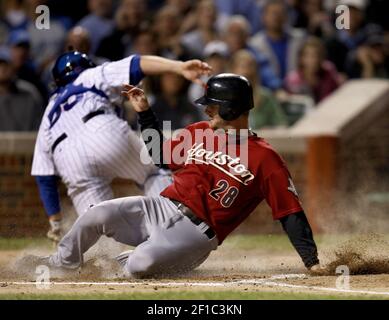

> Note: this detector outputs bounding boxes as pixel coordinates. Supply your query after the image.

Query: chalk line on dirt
[1,274,389,296]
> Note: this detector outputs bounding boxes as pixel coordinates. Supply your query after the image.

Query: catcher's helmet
[195,73,254,121]
[52,51,95,87]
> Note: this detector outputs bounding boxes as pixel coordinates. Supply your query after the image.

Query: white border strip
[1,274,389,297]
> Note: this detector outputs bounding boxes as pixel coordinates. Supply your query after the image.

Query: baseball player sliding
[25,73,323,276]
[31,51,211,243]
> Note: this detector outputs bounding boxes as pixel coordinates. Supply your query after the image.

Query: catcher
[22,73,322,277]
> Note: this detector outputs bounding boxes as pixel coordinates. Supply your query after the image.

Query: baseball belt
[51,109,105,153]
[171,199,216,240]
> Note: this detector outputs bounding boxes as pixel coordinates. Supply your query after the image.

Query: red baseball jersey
[161,121,302,244]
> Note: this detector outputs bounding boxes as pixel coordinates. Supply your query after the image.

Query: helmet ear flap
[218,102,240,121]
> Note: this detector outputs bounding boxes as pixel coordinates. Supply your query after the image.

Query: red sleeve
[262,166,303,220]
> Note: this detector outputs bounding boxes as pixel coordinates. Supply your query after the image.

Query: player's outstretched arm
[279,211,324,274]
[140,55,212,86]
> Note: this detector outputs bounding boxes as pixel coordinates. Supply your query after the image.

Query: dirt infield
[0,234,389,299]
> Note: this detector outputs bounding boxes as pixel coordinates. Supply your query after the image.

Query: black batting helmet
[195,73,254,121]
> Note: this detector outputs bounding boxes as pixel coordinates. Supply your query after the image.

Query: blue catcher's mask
[52,51,95,87]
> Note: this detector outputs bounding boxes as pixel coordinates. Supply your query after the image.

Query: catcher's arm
[35,175,61,218]
[140,55,211,86]
[35,175,63,242]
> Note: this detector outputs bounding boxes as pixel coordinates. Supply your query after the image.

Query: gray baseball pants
[49,195,218,277]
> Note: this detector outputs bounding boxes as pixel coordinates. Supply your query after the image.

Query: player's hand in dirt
[308,263,327,276]
[47,214,63,246]
[47,224,62,247]
[121,85,150,112]
[47,227,61,242]
[179,60,212,86]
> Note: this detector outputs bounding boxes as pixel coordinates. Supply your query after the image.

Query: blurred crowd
[1,0,389,131]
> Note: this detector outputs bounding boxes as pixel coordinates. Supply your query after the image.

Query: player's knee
[126,254,159,278]
[78,204,113,230]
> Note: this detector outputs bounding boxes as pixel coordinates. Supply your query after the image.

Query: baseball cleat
[15,254,83,279]
[115,250,134,268]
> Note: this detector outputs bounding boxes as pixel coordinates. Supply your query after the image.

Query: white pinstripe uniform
[31,56,171,215]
